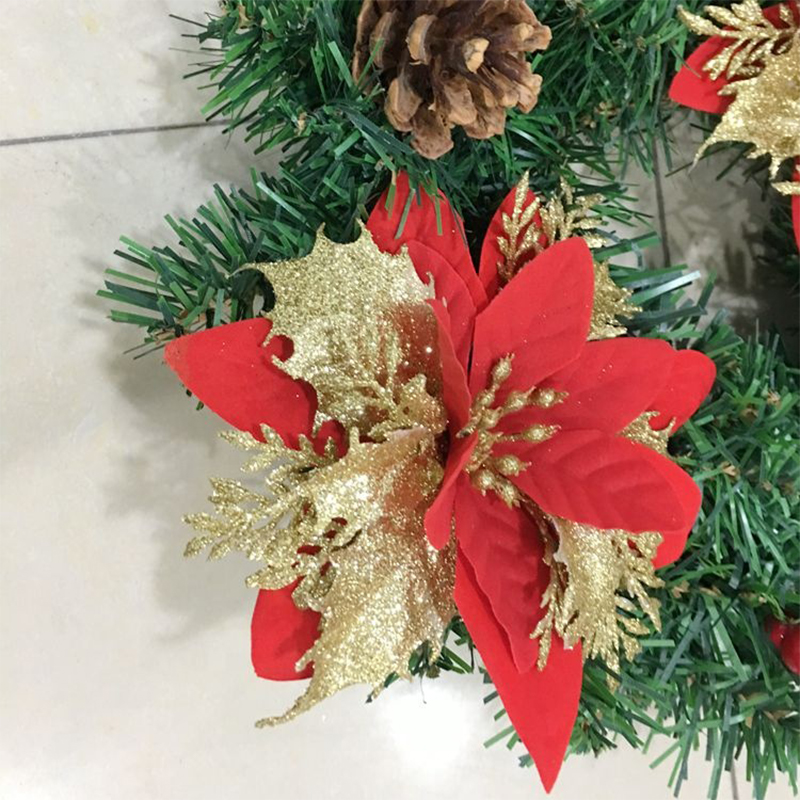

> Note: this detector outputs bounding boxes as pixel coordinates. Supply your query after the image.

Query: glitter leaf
[532,517,663,679]
[676,3,800,188]
[252,226,440,436]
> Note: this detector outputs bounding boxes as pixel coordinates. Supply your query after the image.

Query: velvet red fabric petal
[408,241,476,367]
[455,550,583,793]
[644,447,706,568]
[510,430,702,545]
[478,180,545,301]
[366,172,487,311]
[251,585,321,681]
[429,300,472,432]
[500,338,677,436]
[647,349,716,432]
[454,479,547,672]
[164,319,315,448]
[423,301,475,549]
[470,238,594,398]
[669,37,734,114]
[424,435,476,549]
[669,4,794,113]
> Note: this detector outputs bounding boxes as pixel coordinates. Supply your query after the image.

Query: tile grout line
[0,120,227,148]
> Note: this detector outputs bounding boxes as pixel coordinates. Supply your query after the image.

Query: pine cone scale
[353,0,551,158]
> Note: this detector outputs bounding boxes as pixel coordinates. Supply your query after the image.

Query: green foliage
[105,0,718,347]
[99,1,800,798]
[99,167,657,353]
[179,0,707,223]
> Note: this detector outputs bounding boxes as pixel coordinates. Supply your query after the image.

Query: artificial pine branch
[182,0,712,213]
[98,2,799,798]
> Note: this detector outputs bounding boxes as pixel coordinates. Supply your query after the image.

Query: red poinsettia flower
[669,1,800,250]
[165,173,715,792]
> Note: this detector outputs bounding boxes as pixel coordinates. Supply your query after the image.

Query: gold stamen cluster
[459,355,561,507]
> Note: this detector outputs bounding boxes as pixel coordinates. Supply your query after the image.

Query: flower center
[458,355,564,506]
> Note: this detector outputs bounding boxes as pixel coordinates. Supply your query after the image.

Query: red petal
[164,319,315,448]
[409,241,476,367]
[251,585,321,681]
[669,39,733,114]
[455,479,547,672]
[780,627,800,675]
[647,349,716,432]
[366,172,487,311]
[479,180,546,300]
[455,550,582,793]
[424,437,476,549]
[510,430,701,563]
[470,238,594,398]
[423,301,475,549]
[501,338,676,436]
[669,4,795,114]
[429,300,472,431]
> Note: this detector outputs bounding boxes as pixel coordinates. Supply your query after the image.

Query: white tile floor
[0,3,796,800]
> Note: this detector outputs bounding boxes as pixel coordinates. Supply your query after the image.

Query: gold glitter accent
[186,424,455,724]
[530,512,664,680]
[459,355,560,507]
[495,173,638,338]
[678,2,796,81]
[773,179,800,195]
[251,226,440,436]
[458,355,664,675]
[589,259,637,341]
[186,228,457,725]
[679,3,800,192]
[621,411,672,455]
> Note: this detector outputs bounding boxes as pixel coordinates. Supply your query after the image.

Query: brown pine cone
[352,0,551,159]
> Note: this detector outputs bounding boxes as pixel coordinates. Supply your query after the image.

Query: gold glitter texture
[495,173,638,338]
[186,425,454,723]
[621,411,672,455]
[186,227,456,725]
[252,227,439,436]
[679,3,800,193]
[531,515,663,678]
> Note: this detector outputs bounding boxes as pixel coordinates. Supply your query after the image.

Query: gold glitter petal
[257,517,455,726]
[185,226,456,727]
[186,422,453,723]
[679,4,800,191]
[531,516,664,678]
[696,37,800,182]
[252,226,440,437]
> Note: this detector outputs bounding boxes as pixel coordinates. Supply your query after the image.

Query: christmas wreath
[100,1,799,797]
